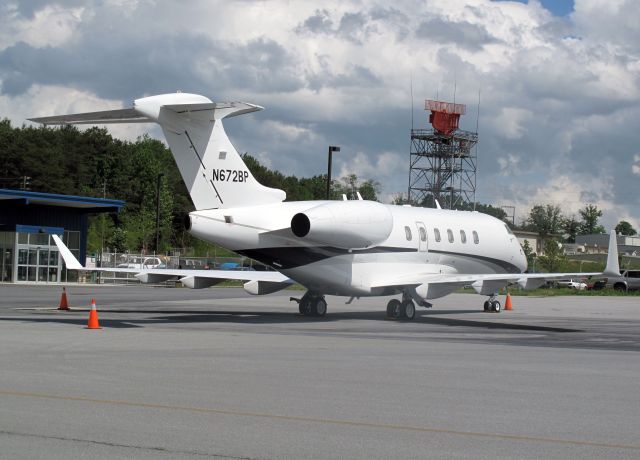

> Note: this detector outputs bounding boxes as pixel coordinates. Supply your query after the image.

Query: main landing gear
[290,292,327,317]
[483,294,501,313]
[386,293,416,320]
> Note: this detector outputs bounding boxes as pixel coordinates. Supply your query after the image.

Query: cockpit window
[504,224,514,235]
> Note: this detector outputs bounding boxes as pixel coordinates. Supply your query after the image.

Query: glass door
[16,233,61,282]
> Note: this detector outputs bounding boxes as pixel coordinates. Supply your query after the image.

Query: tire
[484,300,490,312]
[614,283,627,292]
[492,300,501,312]
[314,298,327,317]
[401,300,415,320]
[386,302,394,317]
[387,299,401,318]
[299,297,312,315]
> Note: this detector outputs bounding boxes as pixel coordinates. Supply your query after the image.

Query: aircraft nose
[517,244,528,272]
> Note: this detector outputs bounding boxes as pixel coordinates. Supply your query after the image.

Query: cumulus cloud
[416,17,498,51]
[633,155,640,175]
[1,83,149,140]
[0,0,638,228]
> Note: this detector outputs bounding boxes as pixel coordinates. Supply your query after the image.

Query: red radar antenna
[425,100,466,136]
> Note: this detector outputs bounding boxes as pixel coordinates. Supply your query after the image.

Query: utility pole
[155,173,164,253]
[326,146,340,199]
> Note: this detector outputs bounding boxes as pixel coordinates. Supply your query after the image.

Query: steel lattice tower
[408,100,478,209]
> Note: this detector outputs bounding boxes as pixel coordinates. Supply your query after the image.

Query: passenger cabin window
[404,226,412,241]
[460,230,467,244]
[434,228,441,242]
[473,230,479,244]
[419,227,426,242]
[447,229,454,243]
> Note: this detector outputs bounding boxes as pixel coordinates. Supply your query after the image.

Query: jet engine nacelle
[291,201,393,249]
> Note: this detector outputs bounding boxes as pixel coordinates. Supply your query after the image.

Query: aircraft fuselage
[188,201,527,297]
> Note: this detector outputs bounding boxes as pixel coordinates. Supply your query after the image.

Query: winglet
[603,230,620,277]
[51,234,84,269]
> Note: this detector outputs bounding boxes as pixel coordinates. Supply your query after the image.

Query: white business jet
[30,93,620,320]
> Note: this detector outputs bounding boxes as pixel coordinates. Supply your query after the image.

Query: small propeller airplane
[30,92,620,320]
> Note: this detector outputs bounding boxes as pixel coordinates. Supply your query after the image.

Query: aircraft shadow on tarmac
[1,308,582,333]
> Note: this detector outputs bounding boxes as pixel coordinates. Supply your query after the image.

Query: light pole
[326,146,340,199]
[155,173,164,253]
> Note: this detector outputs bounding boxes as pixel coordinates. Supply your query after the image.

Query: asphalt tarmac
[1,284,639,459]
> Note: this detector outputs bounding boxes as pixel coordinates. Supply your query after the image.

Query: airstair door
[416,222,428,252]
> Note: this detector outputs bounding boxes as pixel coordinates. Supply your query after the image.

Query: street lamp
[155,173,164,253]
[326,146,340,199]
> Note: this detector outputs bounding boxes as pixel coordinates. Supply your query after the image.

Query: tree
[578,204,605,235]
[119,137,175,252]
[562,216,580,243]
[391,193,412,205]
[537,239,567,273]
[615,220,637,236]
[521,239,535,271]
[527,204,563,238]
[332,174,380,201]
[107,227,128,253]
[459,202,510,225]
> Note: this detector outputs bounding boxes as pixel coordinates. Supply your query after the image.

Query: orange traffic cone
[86,298,101,329]
[58,287,70,311]
[504,292,513,311]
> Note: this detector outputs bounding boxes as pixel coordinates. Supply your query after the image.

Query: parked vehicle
[117,256,165,269]
[557,279,587,290]
[606,270,640,292]
[587,280,606,291]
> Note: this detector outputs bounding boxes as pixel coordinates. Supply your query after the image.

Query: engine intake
[291,201,393,249]
[291,213,311,237]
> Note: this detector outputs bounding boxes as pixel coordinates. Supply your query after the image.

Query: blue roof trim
[15,224,65,235]
[0,188,125,209]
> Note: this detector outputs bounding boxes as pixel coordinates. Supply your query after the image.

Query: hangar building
[0,189,124,283]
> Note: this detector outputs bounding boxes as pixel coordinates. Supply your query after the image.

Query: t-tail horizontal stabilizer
[29,93,286,210]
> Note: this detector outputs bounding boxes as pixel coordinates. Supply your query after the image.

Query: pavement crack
[0,429,259,459]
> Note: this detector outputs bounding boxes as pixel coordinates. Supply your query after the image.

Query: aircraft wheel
[401,300,415,320]
[491,300,501,313]
[386,299,401,318]
[314,297,327,317]
[299,296,312,315]
[483,300,490,312]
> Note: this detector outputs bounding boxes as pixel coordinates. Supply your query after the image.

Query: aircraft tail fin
[604,230,620,277]
[30,93,286,210]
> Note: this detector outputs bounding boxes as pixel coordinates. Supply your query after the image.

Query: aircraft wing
[371,231,620,299]
[371,270,608,300]
[52,235,292,291]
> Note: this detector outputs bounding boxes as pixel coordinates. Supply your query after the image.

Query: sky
[0,0,638,230]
